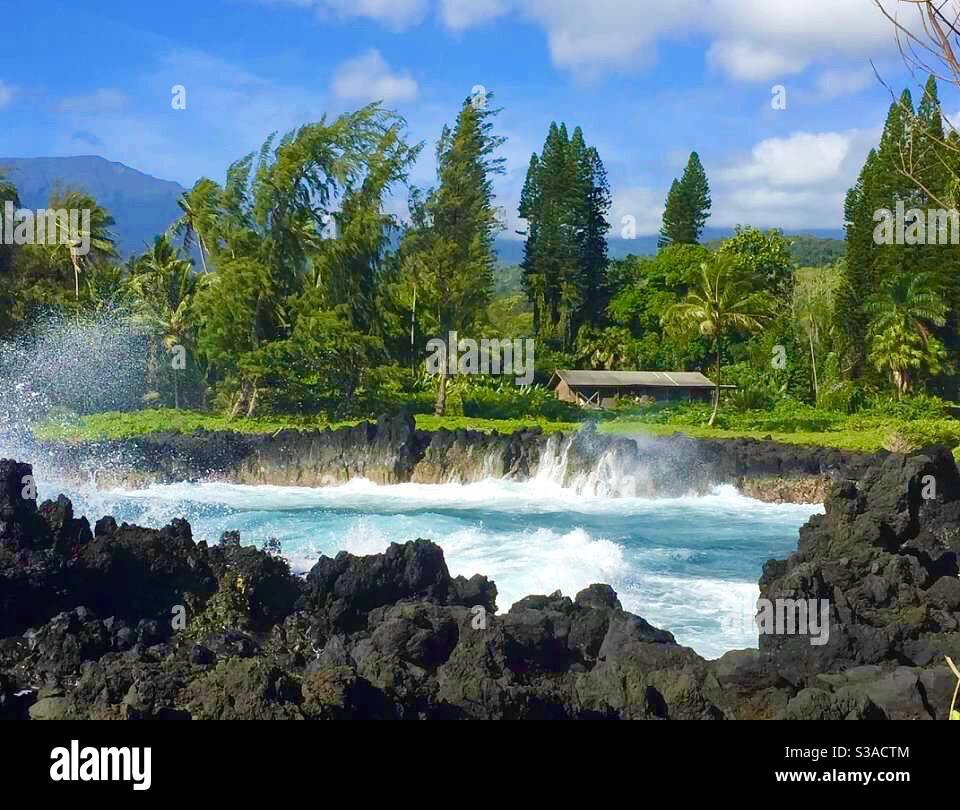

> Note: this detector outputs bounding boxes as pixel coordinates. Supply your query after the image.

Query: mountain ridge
[0,155,846,263]
[0,156,186,257]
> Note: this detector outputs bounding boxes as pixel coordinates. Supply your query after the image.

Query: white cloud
[610,186,666,237]
[595,128,880,238]
[718,132,853,188]
[440,0,899,82]
[517,0,693,75]
[331,50,419,103]
[715,186,850,230]
[711,127,880,229]
[56,89,127,114]
[252,0,428,29]
[706,40,808,82]
[251,0,909,82]
[328,0,428,28]
[0,81,14,109]
[706,0,895,80]
[815,66,876,99]
[710,0,893,50]
[440,0,510,30]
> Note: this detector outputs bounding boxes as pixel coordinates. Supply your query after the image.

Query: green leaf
[950,710,960,721]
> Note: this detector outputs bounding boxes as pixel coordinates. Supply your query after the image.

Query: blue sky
[0,0,943,237]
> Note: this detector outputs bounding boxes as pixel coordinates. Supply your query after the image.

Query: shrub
[818,379,866,414]
[610,401,713,426]
[726,384,775,411]
[882,419,960,453]
[349,366,441,417]
[865,393,953,421]
[721,362,780,411]
[723,399,844,433]
[452,378,583,422]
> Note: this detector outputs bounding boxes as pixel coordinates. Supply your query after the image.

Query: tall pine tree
[571,128,611,328]
[837,149,881,378]
[659,152,711,247]
[400,92,506,414]
[519,123,610,350]
[840,75,960,397]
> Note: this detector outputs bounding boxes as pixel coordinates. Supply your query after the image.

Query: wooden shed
[548,369,718,409]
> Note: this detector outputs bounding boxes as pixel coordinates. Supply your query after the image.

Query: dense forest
[1,78,959,432]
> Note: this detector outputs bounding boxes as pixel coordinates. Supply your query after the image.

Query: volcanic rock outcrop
[38,412,881,503]
[1,445,957,720]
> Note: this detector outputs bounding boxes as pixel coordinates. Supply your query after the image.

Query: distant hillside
[0,156,186,257]
[783,233,847,266]
[496,227,845,265]
[703,228,846,265]
[0,156,847,266]
[494,235,661,264]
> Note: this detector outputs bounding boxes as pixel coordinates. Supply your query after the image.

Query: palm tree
[663,255,770,426]
[792,263,843,403]
[170,179,219,273]
[80,262,129,316]
[127,236,203,408]
[865,270,948,399]
[44,190,117,299]
[575,325,635,370]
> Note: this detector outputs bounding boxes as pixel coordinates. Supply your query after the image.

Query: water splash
[0,310,149,473]
[533,432,658,497]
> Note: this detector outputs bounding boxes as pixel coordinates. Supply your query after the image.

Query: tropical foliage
[662,256,771,425]
[2,77,960,437]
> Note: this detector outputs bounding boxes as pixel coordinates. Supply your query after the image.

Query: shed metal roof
[551,369,716,389]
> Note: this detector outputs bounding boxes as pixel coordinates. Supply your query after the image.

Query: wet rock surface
[757,449,960,682]
[1,445,958,720]
[38,412,879,502]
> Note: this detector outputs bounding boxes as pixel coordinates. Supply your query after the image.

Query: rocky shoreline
[32,413,881,503]
[2,439,959,720]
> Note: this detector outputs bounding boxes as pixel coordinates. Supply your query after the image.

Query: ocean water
[0,317,820,659]
[41,475,821,660]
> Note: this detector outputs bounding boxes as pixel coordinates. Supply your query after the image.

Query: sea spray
[534,430,664,497]
[0,310,150,477]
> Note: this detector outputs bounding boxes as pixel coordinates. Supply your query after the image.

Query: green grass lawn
[413,415,577,434]
[31,409,579,441]
[32,410,360,441]
[598,421,890,452]
[32,407,894,451]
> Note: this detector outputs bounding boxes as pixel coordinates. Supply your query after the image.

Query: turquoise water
[47,476,821,660]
